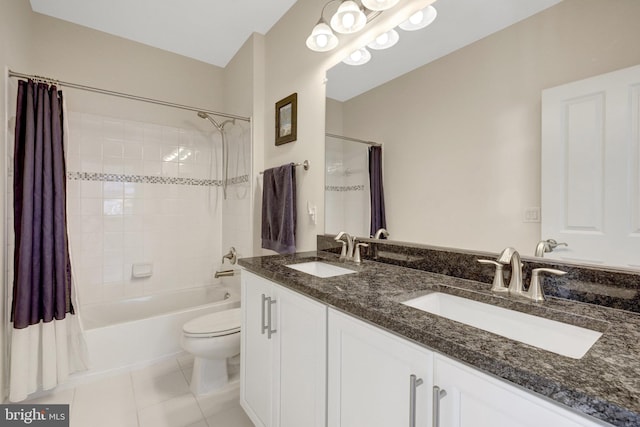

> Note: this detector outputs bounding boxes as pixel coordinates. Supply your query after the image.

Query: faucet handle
[222,247,237,265]
[526,268,567,302]
[354,242,369,264]
[546,239,568,250]
[336,239,348,259]
[334,233,349,259]
[478,259,508,293]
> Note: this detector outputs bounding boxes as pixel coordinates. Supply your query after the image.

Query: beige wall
[334,0,640,254]
[325,98,344,135]
[27,8,226,126]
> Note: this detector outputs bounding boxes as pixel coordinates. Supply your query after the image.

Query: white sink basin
[402,292,602,359]
[286,261,357,278]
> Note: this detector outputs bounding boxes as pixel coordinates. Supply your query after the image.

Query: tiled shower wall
[6,108,252,311]
[5,78,253,313]
[220,122,252,261]
[64,112,228,307]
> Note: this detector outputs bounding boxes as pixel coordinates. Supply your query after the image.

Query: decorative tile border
[67,171,250,187]
[325,185,366,192]
[227,175,249,185]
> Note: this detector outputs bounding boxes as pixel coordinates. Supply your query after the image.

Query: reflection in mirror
[325,134,382,237]
[324,0,640,270]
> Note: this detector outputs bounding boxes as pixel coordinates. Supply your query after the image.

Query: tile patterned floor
[25,354,253,427]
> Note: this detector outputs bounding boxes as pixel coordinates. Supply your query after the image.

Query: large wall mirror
[324,0,640,270]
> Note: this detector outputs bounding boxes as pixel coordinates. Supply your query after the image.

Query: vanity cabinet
[327,308,605,427]
[240,271,326,427]
[241,270,609,427]
[433,355,605,427]
[328,308,434,427]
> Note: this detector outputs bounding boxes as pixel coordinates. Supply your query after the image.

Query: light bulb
[361,0,399,12]
[330,1,367,34]
[316,34,328,48]
[399,5,437,31]
[306,22,338,52]
[376,33,389,45]
[409,10,424,25]
[367,29,399,50]
[342,47,371,66]
[341,12,355,29]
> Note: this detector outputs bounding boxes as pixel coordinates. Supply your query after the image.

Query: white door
[240,272,275,427]
[541,64,640,268]
[327,309,433,427]
[275,285,326,427]
[434,355,604,427]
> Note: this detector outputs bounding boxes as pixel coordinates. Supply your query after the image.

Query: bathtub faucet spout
[215,269,235,278]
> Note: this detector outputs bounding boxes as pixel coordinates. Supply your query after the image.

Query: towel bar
[259,160,309,174]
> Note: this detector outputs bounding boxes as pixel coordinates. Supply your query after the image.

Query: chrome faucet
[373,228,389,239]
[534,239,568,257]
[497,247,524,297]
[335,232,355,260]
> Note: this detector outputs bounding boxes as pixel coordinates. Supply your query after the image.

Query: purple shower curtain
[368,146,387,237]
[12,79,74,330]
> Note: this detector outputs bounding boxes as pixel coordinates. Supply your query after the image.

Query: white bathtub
[81,284,240,374]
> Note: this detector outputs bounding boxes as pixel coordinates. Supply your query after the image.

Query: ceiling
[29,0,562,98]
[29,0,299,68]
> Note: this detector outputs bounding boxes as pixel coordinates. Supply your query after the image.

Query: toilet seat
[183,308,241,338]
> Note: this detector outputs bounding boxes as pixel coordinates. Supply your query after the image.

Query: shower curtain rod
[7,69,251,123]
[326,133,381,147]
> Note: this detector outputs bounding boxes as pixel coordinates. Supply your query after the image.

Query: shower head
[197,111,223,131]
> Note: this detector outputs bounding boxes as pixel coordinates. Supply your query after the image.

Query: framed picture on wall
[275,93,297,145]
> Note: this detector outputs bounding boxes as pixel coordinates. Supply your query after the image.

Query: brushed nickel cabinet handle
[432,385,447,427]
[267,298,277,339]
[261,294,268,335]
[409,374,424,427]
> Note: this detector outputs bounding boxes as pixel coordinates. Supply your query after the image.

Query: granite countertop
[238,251,640,427]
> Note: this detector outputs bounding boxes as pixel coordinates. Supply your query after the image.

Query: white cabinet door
[434,355,605,427]
[275,285,326,427]
[241,272,274,427]
[328,308,433,427]
[240,271,326,427]
[541,64,640,268]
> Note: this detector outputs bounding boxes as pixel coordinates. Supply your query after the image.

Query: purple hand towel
[261,163,296,254]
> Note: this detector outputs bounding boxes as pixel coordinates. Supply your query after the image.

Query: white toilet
[181,308,241,395]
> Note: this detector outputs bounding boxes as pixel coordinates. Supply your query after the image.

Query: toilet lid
[183,308,241,337]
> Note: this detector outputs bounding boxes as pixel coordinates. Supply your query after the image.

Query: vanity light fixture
[342,47,372,66]
[307,0,382,52]
[361,0,399,12]
[367,28,399,50]
[307,0,437,63]
[399,5,437,31]
[330,0,368,34]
